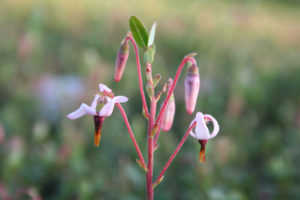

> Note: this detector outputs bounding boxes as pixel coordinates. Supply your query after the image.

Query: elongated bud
[184,63,200,114]
[114,39,129,82]
[162,79,175,132]
[94,116,105,146]
[198,140,207,162]
[162,95,175,132]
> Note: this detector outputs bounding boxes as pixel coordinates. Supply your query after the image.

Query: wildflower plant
[67,16,220,199]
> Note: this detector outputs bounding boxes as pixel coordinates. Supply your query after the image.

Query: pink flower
[189,112,219,162]
[67,83,128,146]
[184,63,200,114]
[114,40,129,82]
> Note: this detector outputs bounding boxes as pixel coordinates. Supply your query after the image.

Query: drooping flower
[184,63,200,114]
[114,39,129,82]
[189,112,219,162]
[67,83,128,146]
[161,79,176,132]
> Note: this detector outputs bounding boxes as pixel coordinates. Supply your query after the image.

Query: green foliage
[129,16,149,48]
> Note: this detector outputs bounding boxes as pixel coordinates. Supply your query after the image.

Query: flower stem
[155,57,196,125]
[126,36,150,118]
[116,103,146,168]
[153,121,196,186]
[147,97,156,200]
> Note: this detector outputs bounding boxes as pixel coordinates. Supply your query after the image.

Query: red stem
[126,36,150,118]
[146,98,156,200]
[153,105,167,145]
[155,57,196,125]
[153,121,196,185]
[116,103,146,167]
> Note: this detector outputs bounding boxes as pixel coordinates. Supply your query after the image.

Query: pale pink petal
[91,94,100,110]
[204,114,220,139]
[113,96,128,103]
[67,104,96,119]
[189,130,198,139]
[194,112,210,140]
[99,83,112,92]
[99,99,115,117]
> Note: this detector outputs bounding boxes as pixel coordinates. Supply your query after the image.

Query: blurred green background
[0,0,300,199]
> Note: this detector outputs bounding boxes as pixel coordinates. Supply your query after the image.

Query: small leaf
[129,16,148,48]
[153,176,164,188]
[136,159,148,172]
[148,22,157,47]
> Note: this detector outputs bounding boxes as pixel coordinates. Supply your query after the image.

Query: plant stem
[153,121,196,185]
[116,103,146,168]
[155,57,196,125]
[146,62,156,200]
[126,36,149,118]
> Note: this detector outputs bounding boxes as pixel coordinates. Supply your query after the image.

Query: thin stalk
[146,62,156,200]
[155,57,196,125]
[126,36,149,118]
[117,103,146,168]
[153,121,196,185]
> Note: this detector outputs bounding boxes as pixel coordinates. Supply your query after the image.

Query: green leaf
[148,22,157,47]
[129,16,148,48]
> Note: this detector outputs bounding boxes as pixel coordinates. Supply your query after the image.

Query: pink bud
[114,40,129,82]
[184,63,200,114]
[162,96,175,132]
[162,79,176,132]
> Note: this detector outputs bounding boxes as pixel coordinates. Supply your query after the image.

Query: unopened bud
[114,40,129,82]
[161,94,175,132]
[153,74,161,88]
[184,63,200,114]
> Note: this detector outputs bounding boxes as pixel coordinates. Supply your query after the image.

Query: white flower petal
[189,130,198,139]
[99,98,115,117]
[99,83,112,92]
[204,114,220,139]
[113,96,128,103]
[194,112,210,140]
[67,103,96,119]
[91,94,100,110]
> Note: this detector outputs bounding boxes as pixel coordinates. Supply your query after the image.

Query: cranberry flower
[189,112,220,162]
[67,83,128,146]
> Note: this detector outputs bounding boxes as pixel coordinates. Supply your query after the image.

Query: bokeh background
[0,0,300,199]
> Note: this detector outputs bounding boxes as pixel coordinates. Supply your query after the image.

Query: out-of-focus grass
[0,0,299,199]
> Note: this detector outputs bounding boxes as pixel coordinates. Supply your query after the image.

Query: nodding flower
[162,79,176,132]
[189,112,219,162]
[114,39,129,82]
[184,63,200,114]
[67,83,128,146]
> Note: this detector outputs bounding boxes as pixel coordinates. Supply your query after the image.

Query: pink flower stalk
[189,112,220,162]
[184,63,200,114]
[162,79,176,132]
[114,39,129,82]
[67,83,128,146]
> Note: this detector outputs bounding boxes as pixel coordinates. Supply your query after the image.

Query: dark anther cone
[94,116,105,146]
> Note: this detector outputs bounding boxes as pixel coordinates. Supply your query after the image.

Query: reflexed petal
[204,114,220,139]
[113,96,128,103]
[99,96,128,117]
[189,130,198,139]
[194,112,210,139]
[99,83,112,92]
[99,99,115,117]
[91,94,101,110]
[67,103,96,119]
